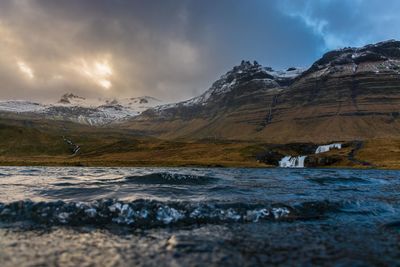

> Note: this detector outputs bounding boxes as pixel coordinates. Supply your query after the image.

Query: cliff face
[125,40,400,143]
[256,40,400,142]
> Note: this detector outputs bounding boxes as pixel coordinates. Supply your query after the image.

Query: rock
[306,155,342,167]
[256,151,284,165]
[166,235,178,251]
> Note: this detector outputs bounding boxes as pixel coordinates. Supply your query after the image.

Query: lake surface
[0,167,399,266]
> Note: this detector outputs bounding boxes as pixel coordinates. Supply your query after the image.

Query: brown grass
[0,140,269,168]
[357,138,400,169]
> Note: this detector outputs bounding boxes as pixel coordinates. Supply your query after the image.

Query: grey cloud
[0,0,399,102]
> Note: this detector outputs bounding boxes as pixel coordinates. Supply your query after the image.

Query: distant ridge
[0,94,163,126]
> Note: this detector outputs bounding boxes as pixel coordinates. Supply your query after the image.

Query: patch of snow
[0,100,46,113]
[351,52,369,60]
[265,67,305,79]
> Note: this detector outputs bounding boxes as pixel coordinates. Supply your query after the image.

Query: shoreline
[0,160,396,170]
[0,138,398,170]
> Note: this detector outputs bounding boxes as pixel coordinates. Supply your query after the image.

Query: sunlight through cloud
[71,58,113,90]
[17,61,34,79]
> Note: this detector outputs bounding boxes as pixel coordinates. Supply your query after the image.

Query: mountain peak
[58,93,85,104]
[312,40,400,69]
[151,62,305,114]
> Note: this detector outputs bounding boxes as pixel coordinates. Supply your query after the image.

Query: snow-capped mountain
[0,94,163,125]
[152,61,304,113]
[0,61,304,126]
[1,40,400,142]
[57,93,160,111]
[125,40,400,142]
[302,39,400,78]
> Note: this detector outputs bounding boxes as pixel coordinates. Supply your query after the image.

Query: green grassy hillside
[0,116,399,169]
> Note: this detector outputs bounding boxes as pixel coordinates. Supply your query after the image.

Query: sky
[0,0,400,103]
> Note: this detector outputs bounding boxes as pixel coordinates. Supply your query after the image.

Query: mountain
[149,61,303,118]
[1,40,400,168]
[1,40,400,143]
[124,61,304,139]
[259,39,400,142]
[0,94,162,126]
[124,40,400,142]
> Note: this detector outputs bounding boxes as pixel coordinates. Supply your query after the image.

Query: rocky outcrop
[305,155,342,167]
[58,93,86,104]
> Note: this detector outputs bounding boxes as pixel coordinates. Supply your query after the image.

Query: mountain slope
[124,61,304,139]
[124,40,400,142]
[253,40,400,142]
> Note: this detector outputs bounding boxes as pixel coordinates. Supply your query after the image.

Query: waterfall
[279,156,307,168]
[315,143,342,154]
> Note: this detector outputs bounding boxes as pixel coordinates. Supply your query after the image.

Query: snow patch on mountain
[0,94,162,125]
[265,67,305,79]
[306,39,400,77]
[0,101,47,113]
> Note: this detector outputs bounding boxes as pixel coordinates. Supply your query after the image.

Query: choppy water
[0,167,399,266]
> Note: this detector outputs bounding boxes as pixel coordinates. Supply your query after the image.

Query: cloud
[0,0,399,102]
[17,61,34,79]
[279,0,400,51]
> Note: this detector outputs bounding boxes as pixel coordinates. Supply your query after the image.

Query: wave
[0,199,357,228]
[123,173,219,185]
[308,176,370,185]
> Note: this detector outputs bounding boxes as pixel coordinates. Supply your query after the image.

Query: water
[279,155,307,168]
[315,143,342,154]
[0,167,399,266]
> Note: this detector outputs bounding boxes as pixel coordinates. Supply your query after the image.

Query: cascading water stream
[279,156,307,168]
[315,143,342,154]
[278,143,343,168]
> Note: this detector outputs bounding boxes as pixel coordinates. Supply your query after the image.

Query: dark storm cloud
[0,0,399,102]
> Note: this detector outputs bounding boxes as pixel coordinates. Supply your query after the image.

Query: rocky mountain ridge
[143,61,304,120]
[125,40,400,142]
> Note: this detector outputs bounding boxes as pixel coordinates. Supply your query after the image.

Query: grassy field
[0,117,399,169]
[0,117,266,167]
[0,139,268,167]
[357,138,400,169]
